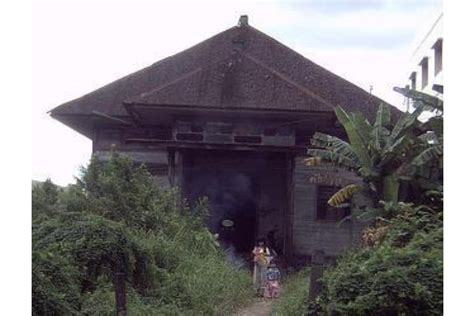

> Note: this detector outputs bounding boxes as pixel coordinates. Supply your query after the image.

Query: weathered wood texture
[93,128,365,259]
[292,156,365,257]
[308,250,326,302]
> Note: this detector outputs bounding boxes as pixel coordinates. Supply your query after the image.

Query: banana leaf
[328,184,362,207]
[335,106,373,174]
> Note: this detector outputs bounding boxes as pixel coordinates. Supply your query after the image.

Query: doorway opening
[182,149,289,259]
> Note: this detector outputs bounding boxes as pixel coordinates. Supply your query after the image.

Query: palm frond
[381,134,411,159]
[328,184,362,207]
[335,106,373,172]
[310,174,353,187]
[389,105,424,145]
[307,148,359,169]
[311,132,354,152]
[395,144,443,178]
[375,103,391,127]
[373,103,392,151]
[311,132,359,160]
[394,86,443,112]
[418,131,439,144]
[303,156,322,167]
[420,116,443,138]
[311,132,352,150]
[411,144,443,167]
[352,112,373,142]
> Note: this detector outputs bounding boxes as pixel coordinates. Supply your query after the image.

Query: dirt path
[234,297,275,316]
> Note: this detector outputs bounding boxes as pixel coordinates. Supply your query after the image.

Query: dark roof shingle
[50,20,399,134]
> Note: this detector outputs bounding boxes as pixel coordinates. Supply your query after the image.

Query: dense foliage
[32,153,253,315]
[305,88,443,213]
[302,89,443,315]
[318,203,442,315]
[270,269,310,316]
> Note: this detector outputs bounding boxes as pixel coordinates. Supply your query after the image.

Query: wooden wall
[93,129,173,188]
[292,156,365,258]
[93,128,366,260]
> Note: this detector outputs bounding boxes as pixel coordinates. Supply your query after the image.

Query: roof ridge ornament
[238,15,248,27]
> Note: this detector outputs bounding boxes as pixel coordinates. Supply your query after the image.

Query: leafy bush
[271,269,310,316]
[317,204,443,315]
[32,250,81,315]
[32,152,253,315]
[32,178,60,221]
[33,214,146,293]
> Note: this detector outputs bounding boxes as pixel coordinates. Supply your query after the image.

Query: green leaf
[335,106,373,174]
[328,184,362,207]
[389,105,423,145]
[373,103,391,151]
[420,116,443,139]
[352,112,373,142]
[308,148,358,169]
[311,132,359,159]
[411,145,443,167]
[394,86,443,112]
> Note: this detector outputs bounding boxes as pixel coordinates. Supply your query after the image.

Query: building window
[433,38,443,75]
[420,57,429,89]
[315,185,350,221]
[409,72,417,90]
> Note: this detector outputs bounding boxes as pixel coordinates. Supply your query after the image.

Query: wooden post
[284,154,295,262]
[308,250,325,302]
[168,149,175,187]
[114,272,127,316]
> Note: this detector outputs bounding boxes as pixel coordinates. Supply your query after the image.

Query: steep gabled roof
[50,17,397,137]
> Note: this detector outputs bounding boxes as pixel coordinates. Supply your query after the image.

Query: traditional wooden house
[50,16,398,262]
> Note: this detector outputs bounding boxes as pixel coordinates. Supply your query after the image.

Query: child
[252,238,271,296]
[264,261,281,299]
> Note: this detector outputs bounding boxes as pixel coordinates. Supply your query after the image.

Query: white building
[407,11,443,98]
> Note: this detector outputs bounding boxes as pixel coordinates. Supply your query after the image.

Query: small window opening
[420,57,429,89]
[315,186,350,221]
[433,38,443,75]
[409,72,417,90]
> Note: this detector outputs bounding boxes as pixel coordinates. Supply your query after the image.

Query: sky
[33,0,442,186]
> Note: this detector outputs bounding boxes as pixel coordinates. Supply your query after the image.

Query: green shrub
[271,269,310,316]
[32,250,81,315]
[32,152,253,315]
[317,204,443,315]
[32,178,61,221]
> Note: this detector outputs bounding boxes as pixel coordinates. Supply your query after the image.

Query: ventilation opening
[190,125,204,133]
[263,128,277,136]
[234,135,262,144]
[176,133,203,142]
[206,122,233,134]
[124,127,173,141]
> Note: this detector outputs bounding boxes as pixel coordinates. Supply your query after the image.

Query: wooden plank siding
[93,129,172,188]
[292,156,365,257]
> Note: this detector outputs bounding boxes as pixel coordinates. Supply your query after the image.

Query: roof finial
[238,15,249,27]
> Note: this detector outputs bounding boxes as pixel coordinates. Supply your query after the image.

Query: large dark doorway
[182,149,289,257]
[186,168,258,253]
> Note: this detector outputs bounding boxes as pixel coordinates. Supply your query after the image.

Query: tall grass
[270,268,310,316]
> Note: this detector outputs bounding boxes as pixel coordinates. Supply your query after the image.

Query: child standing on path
[264,261,281,299]
[252,238,271,297]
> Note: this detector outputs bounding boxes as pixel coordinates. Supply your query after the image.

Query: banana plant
[306,88,443,212]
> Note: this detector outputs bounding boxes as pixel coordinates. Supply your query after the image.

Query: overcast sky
[33,0,442,186]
